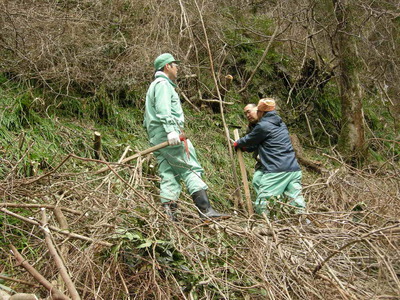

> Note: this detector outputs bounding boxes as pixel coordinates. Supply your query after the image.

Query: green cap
[154,53,180,71]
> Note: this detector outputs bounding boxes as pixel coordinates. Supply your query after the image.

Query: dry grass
[1,153,399,299]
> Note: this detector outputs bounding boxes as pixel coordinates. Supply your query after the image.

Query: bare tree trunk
[332,0,365,164]
[389,85,400,134]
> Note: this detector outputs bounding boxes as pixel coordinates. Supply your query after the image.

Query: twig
[41,208,81,300]
[0,203,81,215]
[178,89,201,112]
[54,207,71,292]
[0,274,39,287]
[1,208,112,247]
[304,113,316,145]
[117,264,131,300]
[22,154,73,185]
[197,98,234,105]
[291,226,357,299]
[97,145,131,187]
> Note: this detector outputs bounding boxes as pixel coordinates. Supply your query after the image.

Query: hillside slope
[1,77,399,299]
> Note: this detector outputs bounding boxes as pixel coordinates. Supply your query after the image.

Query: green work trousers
[254,170,306,215]
[154,139,208,203]
[252,169,264,195]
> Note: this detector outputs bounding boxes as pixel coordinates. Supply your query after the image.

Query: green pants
[252,169,264,195]
[254,171,306,215]
[153,139,208,203]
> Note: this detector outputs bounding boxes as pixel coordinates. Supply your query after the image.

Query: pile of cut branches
[1,154,399,299]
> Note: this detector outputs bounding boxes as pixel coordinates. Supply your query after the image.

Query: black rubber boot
[191,190,230,220]
[162,202,178,222]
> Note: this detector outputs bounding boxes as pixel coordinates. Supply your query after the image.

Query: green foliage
[363,95,400,158]
[0,76,151,179]
[0,208,34,250]
[307,83,342,145]
[0,91,38,131]
[221,14,286,99]
[109,226,201,292]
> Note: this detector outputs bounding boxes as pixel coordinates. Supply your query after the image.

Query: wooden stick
[54,207,70,292]
[0,203,81,215]
[41,209,81,300]
[198,98,234,105]
[1,208,112,247]
[9,245,70,300]
[304,113,316,145]
[233,129,253,215]
[94,141,169,175]
[194,0,242,210]
[0,274,39,287]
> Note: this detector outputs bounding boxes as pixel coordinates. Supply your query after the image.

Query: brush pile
[1,154,399,299]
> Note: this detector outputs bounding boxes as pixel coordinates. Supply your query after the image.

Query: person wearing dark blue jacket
[234,98,306,215]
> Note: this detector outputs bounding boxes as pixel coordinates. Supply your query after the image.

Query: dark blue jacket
[236,110,300,173]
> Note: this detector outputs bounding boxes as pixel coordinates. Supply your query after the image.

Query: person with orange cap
[144,53,229,221]
[234,98,306,216]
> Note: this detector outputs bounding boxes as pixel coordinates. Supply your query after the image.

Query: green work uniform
[254,171,306,215]
[144,72,207,203]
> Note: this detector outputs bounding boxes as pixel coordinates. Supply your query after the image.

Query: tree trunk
[333,0,365,164]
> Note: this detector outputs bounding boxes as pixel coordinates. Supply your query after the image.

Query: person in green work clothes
[234,98,306,216]
[144,53,230,221]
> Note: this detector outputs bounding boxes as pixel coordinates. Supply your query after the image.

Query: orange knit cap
[257,98,276,112]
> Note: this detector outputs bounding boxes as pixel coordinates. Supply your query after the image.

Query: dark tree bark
[332,0,365,164]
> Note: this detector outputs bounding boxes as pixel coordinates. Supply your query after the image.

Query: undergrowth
[0,72,399,299]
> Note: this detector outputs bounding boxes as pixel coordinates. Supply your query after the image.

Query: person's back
[238,110,300,174]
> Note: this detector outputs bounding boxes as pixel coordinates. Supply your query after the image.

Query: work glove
[233,140,246,152]
[167,131,181,145]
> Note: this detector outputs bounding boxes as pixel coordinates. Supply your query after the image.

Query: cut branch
[41,209,81,300]
[0,203,82,215]
[1,208,112,247]
[9,244,70,300]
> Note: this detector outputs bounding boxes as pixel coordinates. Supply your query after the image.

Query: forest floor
[1,146,399,299]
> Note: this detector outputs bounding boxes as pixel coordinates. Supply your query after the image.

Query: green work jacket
[144,72,184,145]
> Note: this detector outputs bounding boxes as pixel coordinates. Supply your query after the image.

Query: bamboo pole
[233,129,253,215]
